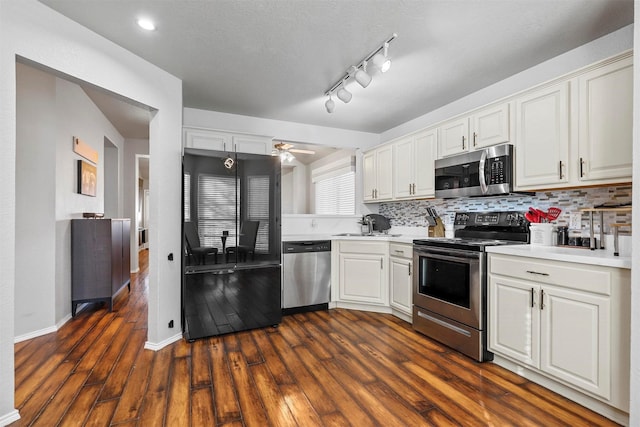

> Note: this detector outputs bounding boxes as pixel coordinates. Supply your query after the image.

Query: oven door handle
[414,248,480,262]
[479,149,489,195]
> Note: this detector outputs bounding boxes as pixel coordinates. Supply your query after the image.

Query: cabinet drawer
[389,243,412,259]
[339,240,387,254]
[489,254,611,295]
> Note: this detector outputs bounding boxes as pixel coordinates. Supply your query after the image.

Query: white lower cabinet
[488,253,630,417]
[389,243,413,319]
[335,241,388,307]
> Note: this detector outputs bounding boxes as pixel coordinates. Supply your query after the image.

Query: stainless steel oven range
[412,211,529,362]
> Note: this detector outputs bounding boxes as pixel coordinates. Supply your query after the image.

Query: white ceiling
[39,0,633,138]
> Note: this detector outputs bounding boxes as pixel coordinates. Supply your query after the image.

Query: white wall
[15,63,128,338]
[15,63,57,338]
[630,6,639,426]
[0,1,183,423]
[381,24,634,142]
[184,108,379,150]
[124,139,150,273]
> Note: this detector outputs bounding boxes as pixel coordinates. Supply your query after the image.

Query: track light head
[336,84,352,103]
[353,63,372,88]
[325,95,335,113]
[372,42,391,72]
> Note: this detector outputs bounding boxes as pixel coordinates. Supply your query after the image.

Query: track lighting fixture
[372,42,391,73]
[336,83,352,103]
[325,95,335,113]
[354,63,372,88]
[323,33,397,113]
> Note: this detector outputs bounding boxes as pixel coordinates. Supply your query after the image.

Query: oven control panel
[454,211,526,226]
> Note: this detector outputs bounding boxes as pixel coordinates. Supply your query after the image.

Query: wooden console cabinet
[71,218,131,316]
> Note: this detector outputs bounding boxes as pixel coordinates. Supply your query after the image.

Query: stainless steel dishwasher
[282,240,331,314]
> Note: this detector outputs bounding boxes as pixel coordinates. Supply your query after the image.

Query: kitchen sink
[333,233,402,237]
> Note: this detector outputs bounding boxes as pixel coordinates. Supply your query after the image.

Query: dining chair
[184,222,218,265]
[225,220,259,262]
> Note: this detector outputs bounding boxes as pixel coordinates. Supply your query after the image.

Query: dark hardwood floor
[12,249,620,426]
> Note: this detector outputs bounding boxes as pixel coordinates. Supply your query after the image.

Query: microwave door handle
[479,150,488,194]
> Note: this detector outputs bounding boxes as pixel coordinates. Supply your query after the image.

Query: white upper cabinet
[577,56,633,183]
[184,128,230,151]
[393,128,437,199]
[471,103,512,149]
[515,82,570,190]
[439,102,511,158]
[363,145,393,202]
[439,117,469,157]
[231,134,271,155]
[184,127,271,155]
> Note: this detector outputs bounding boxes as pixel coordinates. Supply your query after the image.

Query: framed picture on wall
[77,160,97,197]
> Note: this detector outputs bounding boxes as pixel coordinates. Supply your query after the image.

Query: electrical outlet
[569,212,582,230]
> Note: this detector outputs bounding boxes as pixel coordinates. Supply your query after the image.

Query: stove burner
[414,211,530,252]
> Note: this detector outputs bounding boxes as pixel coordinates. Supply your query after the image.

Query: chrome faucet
[364,215,374,235]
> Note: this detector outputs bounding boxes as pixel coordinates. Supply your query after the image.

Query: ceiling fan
[272,142,315,162]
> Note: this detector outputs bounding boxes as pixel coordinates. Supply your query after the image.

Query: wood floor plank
[110,347,155,424]
[191,386,216,427]
[250,329,294,385]
[249,362,298,425]
[227,351,270,426]
[75,316,125,374]
[266,330,337,416]
[294,345,376,425]
[12,250,623,427]
[86,321,134,385]
[165,350,191,426]
[99,327,147,400]
[237,330,264,365]
[57,383,102,427]
[31,371,89,427]
[210,337,242,424]
[279,383,324,426]
[15,360,76,424]
[322,358,409,427]
[83,398,119,427]
[190,338,212,389]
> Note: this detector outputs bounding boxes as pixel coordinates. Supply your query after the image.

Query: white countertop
[486,244,631,269]
[282,233,427,244]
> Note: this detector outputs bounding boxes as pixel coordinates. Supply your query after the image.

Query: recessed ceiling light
[137,18,156,31]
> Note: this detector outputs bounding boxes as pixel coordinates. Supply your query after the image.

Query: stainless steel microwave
[434,144,514,198]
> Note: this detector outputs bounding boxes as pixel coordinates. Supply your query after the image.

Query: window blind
[315,171,355,215]
[247,175,270,253]
[183,173,191,222]
[197,174,240,250]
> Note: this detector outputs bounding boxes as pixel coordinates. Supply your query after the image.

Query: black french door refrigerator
[182,148,282,340]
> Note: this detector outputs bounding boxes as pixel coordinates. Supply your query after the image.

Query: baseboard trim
[56,313,72,329]
[0,409,20,426]
[14,325,57,343]
[144,333,182,351]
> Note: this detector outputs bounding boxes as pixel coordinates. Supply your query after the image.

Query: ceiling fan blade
[289,148,315,154]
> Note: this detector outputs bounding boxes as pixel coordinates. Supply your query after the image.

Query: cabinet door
[577,56,633,182]
[232,135,271,155]
[471,103,511,149]
[439,117,468,157]
[389,256,412,315]
[540,285,611,399]
[375,145,393,201]
[488,275,539,367]
[515,82,570,190]
[339,253,387,305]
[362,151,376,202]
[184,128,229,151]
[413,129,437,198]
[393,137,414,199]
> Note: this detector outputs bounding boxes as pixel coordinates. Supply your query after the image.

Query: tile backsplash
[379,185,632,234]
